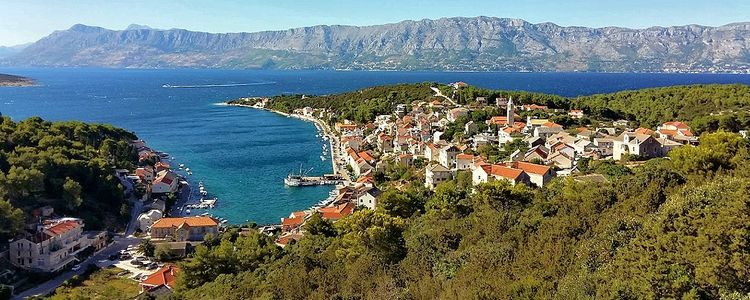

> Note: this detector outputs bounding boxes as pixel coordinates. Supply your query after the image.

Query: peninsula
[210,82,750,299]
[0,73,34,86]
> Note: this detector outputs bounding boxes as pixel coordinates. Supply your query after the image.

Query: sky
[1,0,749,46]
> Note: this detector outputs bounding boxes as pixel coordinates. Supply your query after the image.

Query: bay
[1,68,749,224]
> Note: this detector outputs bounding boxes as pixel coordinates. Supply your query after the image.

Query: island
[0,73,34,87]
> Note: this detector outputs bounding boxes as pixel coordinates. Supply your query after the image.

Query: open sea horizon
[2,67,750,224]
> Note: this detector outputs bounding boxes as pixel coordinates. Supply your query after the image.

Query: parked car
[71,264,82,271]
[146,263,158,270]
[130,259,143,266]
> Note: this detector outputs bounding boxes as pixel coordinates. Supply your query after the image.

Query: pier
[284,174,344,187]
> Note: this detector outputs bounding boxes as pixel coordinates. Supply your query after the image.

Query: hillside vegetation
[0,117,137,240]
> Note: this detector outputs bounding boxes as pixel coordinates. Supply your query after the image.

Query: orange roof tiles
[318,202,355,220]
[142,265,180,289]
[358,151,375,163]
[664,121,690,129]
[634,127,655,135]
[510,161,551,175]
[46,221,80,236]
[151,216,219,229]
[490,165,524,180]
[456,153,474,160]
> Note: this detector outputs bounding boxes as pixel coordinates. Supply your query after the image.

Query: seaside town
[0,81,739,299]
[233,81,704,248]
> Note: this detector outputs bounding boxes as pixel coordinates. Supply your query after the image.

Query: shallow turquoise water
[1,68,749,224]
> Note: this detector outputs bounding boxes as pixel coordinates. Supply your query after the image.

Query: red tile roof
[490,165,524,180]
[142,265,180,289]
[46,220,80,236]
[358,151,375,163]
[318,202,355,220]
[509,161,551,175]
[151,216,219,229]
[634,127,655,135]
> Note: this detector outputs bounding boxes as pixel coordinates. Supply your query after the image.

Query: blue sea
[1,68,750,224]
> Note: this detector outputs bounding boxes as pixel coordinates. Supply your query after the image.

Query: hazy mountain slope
[6,17,750,72]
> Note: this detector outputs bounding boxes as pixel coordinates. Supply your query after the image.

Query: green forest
[0,117,138,240]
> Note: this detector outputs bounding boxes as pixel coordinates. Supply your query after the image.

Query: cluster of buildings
[7,215,107,273]
[261,82,700,248]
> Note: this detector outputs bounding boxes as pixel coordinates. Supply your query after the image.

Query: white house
[138,209,164,232]
[152,170,179,194]
[425,164,453,189]
[438,145,461,169]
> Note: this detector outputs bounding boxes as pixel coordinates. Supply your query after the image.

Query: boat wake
[162,82,275,88]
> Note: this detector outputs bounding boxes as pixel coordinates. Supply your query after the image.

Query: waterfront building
[149,216,219,242]
[9,218,106,272]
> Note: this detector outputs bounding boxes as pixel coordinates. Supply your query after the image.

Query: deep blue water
[1,68,750,224]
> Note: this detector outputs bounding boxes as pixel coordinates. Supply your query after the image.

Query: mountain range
[3,17,750,72]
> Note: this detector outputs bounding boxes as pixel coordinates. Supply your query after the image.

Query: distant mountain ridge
[4,17,750,72]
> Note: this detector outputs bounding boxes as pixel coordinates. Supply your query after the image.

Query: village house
[281,211,307,233]
[152,170,179,194]
[594,137,615,157]
[355,185,381,210]
[568,109,585,119]
[612,132,665,160]
[472,164,531,186]
[424,143,441,162]
[438,145,461,169]
[9,218,106,272]
[657,121,698,144]
[507,161,554,187]
[398,153,414,166]
[447,107,470,122]
[425,164,453,189]
[548,152,575,170]
[140,264,180,296]
[456,153,475,170]
[149,216,219,242]
[135,166,155,182]
[318,202,356,221]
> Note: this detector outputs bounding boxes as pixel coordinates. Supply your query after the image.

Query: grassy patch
[47,267,139,300]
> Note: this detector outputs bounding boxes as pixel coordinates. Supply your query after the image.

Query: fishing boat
[284,165,318,187]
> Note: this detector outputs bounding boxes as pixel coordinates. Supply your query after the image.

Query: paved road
[12,236,140,299]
